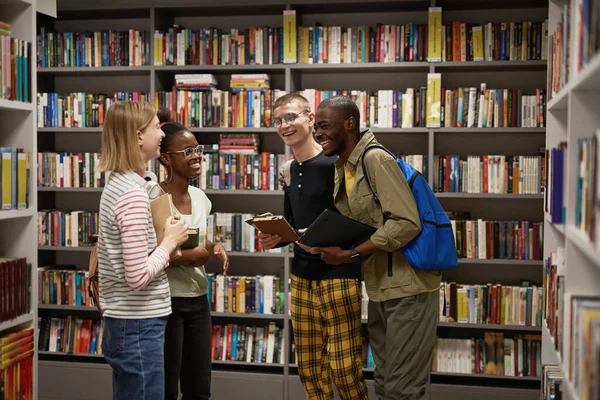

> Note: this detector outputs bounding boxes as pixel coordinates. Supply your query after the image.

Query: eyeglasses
[273,110,310,129]
[164,144,204,159]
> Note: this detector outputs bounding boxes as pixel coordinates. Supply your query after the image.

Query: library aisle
[0,0,598,399]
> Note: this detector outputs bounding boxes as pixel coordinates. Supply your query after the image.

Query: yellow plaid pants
[290,275,369,400]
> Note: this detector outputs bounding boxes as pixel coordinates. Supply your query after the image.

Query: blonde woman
[97,101,189,399]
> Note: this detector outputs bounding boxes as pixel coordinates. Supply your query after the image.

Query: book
[181,227,200,250]
[299,209,377,249]
[246,213,299,243]
[149,193,182,259]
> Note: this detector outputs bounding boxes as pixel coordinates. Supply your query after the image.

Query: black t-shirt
[281,152,361,280]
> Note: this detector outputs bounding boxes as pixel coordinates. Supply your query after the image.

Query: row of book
[296,23,429,65]
[432,332,542,378]
[1,31,32,103]
[542,247,600,400]
[206,274,285,315]
[38,267,91,307]
[47,12,550,66]
[440,87,546,129]
[35,86,547,130]
[573,0,599,74]
[574,134,599,244]
[37,211,98,248]
[1,327,34,400]
[549,2,570,98]
[0,257,31,324]
[299,88,430,129]
[439,282,543,327]
[450,218,543,261]
[544,141,567,224]
[436,20,548,63]
[205,213,287,254]
[37,317,102,355]
[155,88,285,129]
[37,27,153,68]
[543,248,564,356]
[542,365,564,400]
[0,148,30,211]
[212,322,284,364]
[38,152,105,188]
[37,92,151,128]
[154,26,286,66]
[432,154,545,195]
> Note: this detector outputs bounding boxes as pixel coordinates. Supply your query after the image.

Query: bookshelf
[35,0,549,399]
[541,0,600,398]
[0,0,37,398]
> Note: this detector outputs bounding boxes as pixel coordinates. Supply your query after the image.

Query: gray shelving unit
[36,0,548,399]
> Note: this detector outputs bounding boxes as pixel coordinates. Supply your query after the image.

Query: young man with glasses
[258,93,369,400]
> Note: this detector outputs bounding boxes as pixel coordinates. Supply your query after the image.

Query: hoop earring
[166,164,173,184]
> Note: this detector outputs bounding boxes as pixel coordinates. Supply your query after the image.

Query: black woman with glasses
[156,108,229,400]
[257,94,368,400]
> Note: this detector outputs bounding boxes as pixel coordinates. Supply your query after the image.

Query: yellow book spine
[427,7,442,62]
[283,10,297,63]
[2,151,11,210]
[426,73,442,128]
[472,26,484,62]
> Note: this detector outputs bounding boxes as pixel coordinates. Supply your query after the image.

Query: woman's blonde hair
[99,101,156,173]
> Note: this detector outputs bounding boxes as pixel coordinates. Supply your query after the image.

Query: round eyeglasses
[273,109,310,129]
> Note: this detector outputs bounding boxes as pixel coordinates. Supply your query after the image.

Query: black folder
[298,209,377,249]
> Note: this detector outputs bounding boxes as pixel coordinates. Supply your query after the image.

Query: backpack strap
[282,159,293,188]
[360,144,399,204]
[359,144,399,278]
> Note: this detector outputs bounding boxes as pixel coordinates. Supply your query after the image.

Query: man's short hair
[273,93,311,112]
[317,95,360,133]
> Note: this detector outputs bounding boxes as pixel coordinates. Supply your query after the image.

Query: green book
[181,227,200,250]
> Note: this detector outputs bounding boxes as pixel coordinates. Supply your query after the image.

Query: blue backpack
[361,144,458,271]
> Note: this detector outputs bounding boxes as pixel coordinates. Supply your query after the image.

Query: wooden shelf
[37,66,152,74]
[39,246,94,252]
[38,351,104,359]
[38,186,103,192]
[435,193,543,199]
[458,258,543,266]
[38,304,98,311]
[436,322,542,332]
[212,360,284,368]
[0,99,33,112]
[0,313,34,333]
[430,372,541,382]
[35,60,550,74]
[434,127,545,133]
[433,60,547,71]
[0,208,34,221]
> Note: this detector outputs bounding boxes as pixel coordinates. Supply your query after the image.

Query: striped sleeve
[114,188,169,291]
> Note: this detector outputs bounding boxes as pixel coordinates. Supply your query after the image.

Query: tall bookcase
[35,1,549,399]
[0,0,38,398]
[541,0,600,398]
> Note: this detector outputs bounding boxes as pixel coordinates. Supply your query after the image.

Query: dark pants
[164,295,212,400]
[102,316,168,400]
[368,289,439,400]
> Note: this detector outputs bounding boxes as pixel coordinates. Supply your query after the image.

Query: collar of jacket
[334,128,377,171]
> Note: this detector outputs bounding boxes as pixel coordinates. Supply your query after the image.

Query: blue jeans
[102,316,168,400]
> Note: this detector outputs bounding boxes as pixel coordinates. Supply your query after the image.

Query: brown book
[149,193,182,260]
[249,214,298,243]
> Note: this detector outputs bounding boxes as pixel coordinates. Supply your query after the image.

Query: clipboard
[298,209,377,249]
[246,213,299,243]
[149,193,182,260]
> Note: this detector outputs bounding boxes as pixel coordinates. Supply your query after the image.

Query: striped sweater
[98,171,171,319]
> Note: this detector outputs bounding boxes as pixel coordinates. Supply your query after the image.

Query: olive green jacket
[334,129,441,302]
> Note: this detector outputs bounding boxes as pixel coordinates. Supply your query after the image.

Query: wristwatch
[350,246,363,265]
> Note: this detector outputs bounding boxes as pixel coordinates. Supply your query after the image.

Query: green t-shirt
[166,185,212,298]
